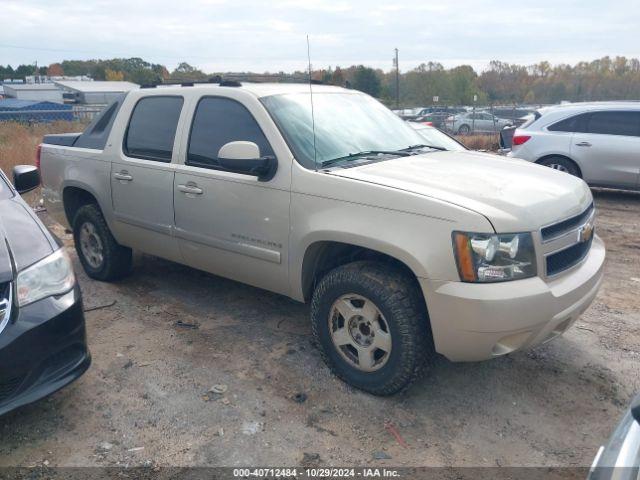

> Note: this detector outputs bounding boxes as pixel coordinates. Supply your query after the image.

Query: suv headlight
[16,248,75,307]
[452,232,536,282]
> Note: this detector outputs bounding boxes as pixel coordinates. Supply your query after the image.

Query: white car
[508,102,640,191]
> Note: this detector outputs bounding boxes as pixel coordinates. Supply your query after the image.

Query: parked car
[448,112,513,134]
[491,107,536,127]
[588,393,640,479]
[508,102,640,191]
[40,83,604,395]
[415,106,467,117]
[0,165,90,416]
[408,122,468,151]
[414,112,452,129]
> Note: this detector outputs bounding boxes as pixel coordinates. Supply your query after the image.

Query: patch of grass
[454,133,500,152]
[0,121,86,174]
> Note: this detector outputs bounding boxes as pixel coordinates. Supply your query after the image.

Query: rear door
[110,95,184,262]
[571,110,640,188]
[173,95,291,295]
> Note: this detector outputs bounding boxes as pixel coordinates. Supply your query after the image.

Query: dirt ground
[0,189,638,468]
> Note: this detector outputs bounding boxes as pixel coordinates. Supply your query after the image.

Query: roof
[149,82,350,98]
[2,84,60,91]
[54,81,139,93]
[0,99,71,110]
[539,101,640,115]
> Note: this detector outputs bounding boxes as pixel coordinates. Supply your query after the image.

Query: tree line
[1,56,639,106]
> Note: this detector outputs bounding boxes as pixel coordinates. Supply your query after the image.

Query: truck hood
[0,196,55,282]
[329,151,593,232]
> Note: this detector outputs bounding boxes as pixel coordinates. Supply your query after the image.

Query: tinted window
[548,113,589,133]
[124,96,183,162]
[587,111,640,136]
[187,97,273,169]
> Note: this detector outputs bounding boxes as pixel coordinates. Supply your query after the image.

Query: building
[25,75,93,84]
[54,80,139,105]
[0,99,73,122]
[2,84,63,103]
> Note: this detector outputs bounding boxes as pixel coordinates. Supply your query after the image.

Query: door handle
[575,141,592,147]
[114,172,133,181]
[177,183,203,195]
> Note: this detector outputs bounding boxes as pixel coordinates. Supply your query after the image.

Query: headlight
[16,248,75,307]
[452,231,536,282]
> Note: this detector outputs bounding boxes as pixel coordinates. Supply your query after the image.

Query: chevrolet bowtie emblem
[579,222,594,243]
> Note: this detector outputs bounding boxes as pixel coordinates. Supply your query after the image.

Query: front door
[173,96,290,295]
[571,110,640,189]
[110,95,184,261]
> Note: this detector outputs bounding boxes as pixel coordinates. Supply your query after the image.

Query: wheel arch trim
[295,233,429,303]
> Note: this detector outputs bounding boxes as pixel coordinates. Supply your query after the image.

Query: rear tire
[310,261,434,395]
[538,156,581,177]
[457,124,470,135]
[72,204,132,281]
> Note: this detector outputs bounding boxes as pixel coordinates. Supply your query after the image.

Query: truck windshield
[261,92,429,170]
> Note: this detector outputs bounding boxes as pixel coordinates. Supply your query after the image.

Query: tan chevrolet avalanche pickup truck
[39,82,605,395]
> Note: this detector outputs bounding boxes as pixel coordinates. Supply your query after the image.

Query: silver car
[447,111,512,135]
[508,102,640,191]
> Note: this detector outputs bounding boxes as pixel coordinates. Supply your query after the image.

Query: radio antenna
[307,35,318,171]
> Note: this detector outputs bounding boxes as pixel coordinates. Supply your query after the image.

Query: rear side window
[124,96,183,162]
[548,113,589,133]
[587,111,640,136]
[75,95,124,150]
[187,97,273,170]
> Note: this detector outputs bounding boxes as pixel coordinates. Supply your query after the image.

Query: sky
[1,0,639,74]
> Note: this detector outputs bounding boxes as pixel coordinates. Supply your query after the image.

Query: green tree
[352,65,381,97]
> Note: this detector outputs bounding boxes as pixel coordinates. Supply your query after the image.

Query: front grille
[541,203,594,242]
[0,375,24,403]
[546,236,593,276]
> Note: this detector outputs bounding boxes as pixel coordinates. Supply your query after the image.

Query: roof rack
[140,77,242,89]
[140,74,325,89]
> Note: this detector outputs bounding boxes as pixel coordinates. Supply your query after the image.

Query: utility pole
[393,48,399,109]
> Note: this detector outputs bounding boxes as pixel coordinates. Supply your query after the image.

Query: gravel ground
[0,189,638,468]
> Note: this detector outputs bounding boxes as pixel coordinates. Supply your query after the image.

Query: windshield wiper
[320,150,411,168]
[401,144,447,152]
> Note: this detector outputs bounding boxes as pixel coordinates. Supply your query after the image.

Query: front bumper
[421,235,605,361]
[0,285,90,416]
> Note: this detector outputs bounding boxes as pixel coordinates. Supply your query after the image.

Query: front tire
[457,124,471,135]
[310,261,434,395]
[72,204,132,281]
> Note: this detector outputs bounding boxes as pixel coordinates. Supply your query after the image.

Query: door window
[187,97,274,170]
[124,96,184,162]
[586,111,640,137]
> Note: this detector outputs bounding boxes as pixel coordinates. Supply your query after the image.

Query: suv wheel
[311,261,434,395]
[457,124,470,135]
[73,204,132,281]
[539,156,581,177]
